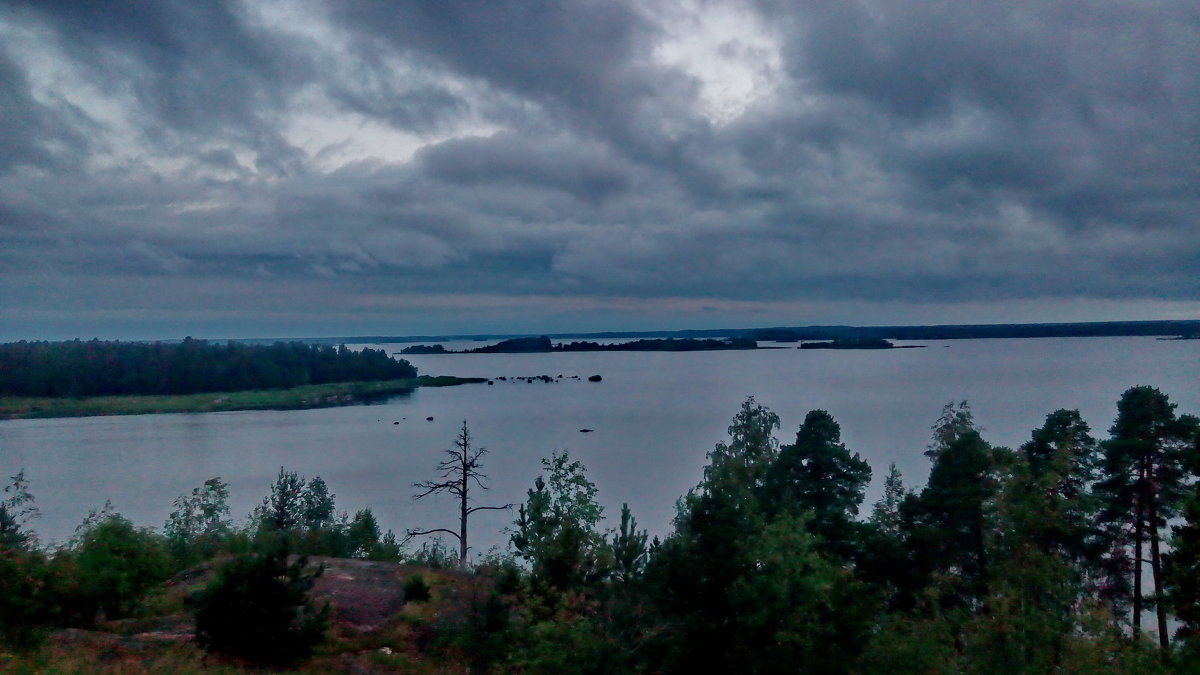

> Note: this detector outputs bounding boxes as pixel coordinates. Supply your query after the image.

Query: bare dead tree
[407,420,512,570]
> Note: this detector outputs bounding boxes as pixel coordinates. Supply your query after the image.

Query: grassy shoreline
[0,376,486,420]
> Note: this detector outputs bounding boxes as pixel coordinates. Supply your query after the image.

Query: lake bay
[2,336,1196,556]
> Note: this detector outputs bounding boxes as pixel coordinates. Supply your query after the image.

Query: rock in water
[588,374,602,382]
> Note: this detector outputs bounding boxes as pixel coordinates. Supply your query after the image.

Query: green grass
[0,377,484,420]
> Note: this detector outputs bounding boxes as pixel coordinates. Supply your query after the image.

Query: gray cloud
[0,0,1196,339]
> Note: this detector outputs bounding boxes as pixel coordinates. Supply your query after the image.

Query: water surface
[1,337,1195,555]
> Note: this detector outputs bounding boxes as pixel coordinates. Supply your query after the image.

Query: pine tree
[1096,386,1196,651]
[766,409,871,559]
[908,402,999,608]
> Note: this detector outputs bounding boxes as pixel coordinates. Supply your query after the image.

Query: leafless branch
[405,527,461,541]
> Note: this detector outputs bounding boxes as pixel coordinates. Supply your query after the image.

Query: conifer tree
[1096,386,1196,651]
[766,409,871,559]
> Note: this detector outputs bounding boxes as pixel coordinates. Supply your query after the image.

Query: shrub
[404,573,431,602]
[0,546,50,649]
[193,538,329,666]
[73,515,171,620]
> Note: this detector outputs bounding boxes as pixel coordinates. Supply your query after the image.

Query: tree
[1096,386,1196,651]
[346,508,381,558]
[0,470,39,550]
[647,398,782,672]
[301,476,336,531]
[73,515,171,620]
[765,409,871,559]
[729,513,877,675]
[610,503,648,588]
[164,477,231,563]
[194,539,329,666]
[1014,411,1102,585]
[870,463,908,537]
[410,421,512,570]
[257,467,306,533]
[511,451,608,594]
[907,402,1000,608]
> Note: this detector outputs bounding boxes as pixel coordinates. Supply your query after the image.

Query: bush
[73,515,171,620]
[0,546,50,649]
[404,574,431,602]
[193,539,329,666]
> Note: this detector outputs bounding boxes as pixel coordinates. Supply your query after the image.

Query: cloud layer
[2,0,1197,338]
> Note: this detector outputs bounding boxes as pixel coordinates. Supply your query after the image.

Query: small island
[401,335,757,354]
[799,338,924,350]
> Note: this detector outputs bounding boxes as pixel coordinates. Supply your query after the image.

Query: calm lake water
[1,337,1197,556]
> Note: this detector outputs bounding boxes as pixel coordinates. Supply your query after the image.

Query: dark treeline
[305,319,1200,345]
[3,386,1200,673]
[0,338,417,398]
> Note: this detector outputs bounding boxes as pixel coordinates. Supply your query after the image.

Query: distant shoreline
[248,319,1200,345]
[0,376,485,420]
[400,336,757,355]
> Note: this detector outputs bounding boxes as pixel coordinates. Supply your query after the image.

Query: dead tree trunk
[409,421,511,570]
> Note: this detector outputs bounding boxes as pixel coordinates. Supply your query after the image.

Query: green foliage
[0,546,51,649]
[193,538,330,666]
[650,399,879,674]
[728,513,877,674]
[301,476,336,531]
[870,462,908,536]
[609,503,648,587]
[1168,487,1200,641]
[164,477,231,565]
[409,537,459,569]
[257,466,307,533]
[765,409,871,559]
[403,573,431,602]
[345,508,381,557]
[857,605,959,675]
[906,403,999,608]
[511,451,608,595]
[0,470,39,550]
[71,515,171,620]
[1096,386,1196,644]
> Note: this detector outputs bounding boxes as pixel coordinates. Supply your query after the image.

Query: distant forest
[0,339,417,398]
[293,319,1200,345]
[401,335,758,354]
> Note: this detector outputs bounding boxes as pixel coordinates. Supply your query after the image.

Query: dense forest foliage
[0,338,417,398]
[2,385,1199,673]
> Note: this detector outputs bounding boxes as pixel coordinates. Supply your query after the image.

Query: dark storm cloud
[0,49,91,173]
[0,0,1197,338]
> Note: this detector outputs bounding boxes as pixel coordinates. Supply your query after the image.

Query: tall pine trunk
[459,469,469,570]
[1149,495,1169,654]
[1133,487,1144,639]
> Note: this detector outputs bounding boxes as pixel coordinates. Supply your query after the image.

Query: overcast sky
[2,0,1197,340]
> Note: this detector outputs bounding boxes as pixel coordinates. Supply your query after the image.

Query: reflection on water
[1,337,1196,556]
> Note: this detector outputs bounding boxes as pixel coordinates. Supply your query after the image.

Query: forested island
[0,339,481,419]
[400,335,757,354]
[799,338,915,349]
[2,386,1199,673]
